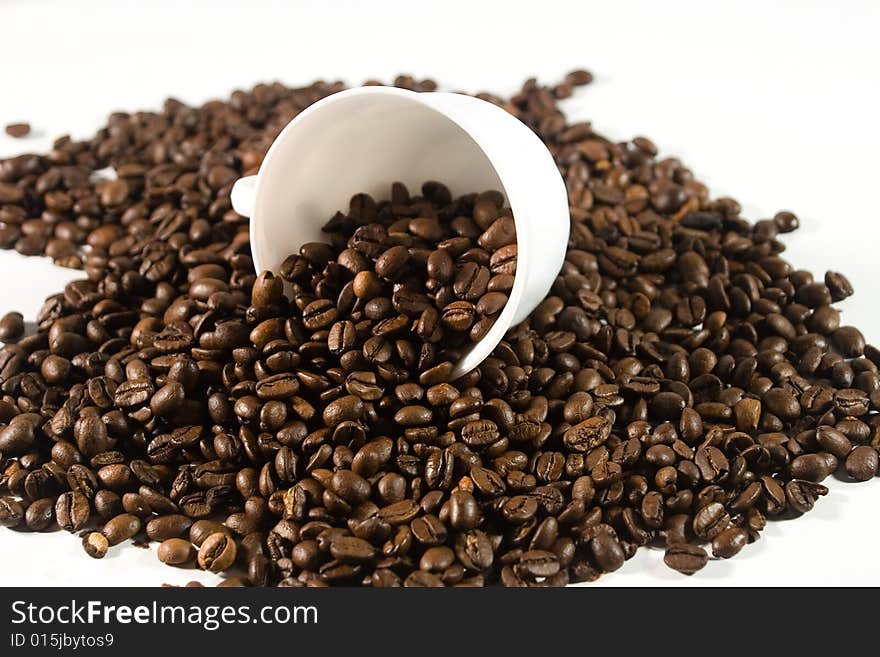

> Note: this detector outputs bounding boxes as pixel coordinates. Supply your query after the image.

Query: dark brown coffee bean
[83,531,109,559]
[198,532,237,572]
[784,479,828,514]
[303,299,338,331]
[55,491,89,531]
[693,502,730,540]
[0,72,876,590]
[518,550,560,577]
[0,498,25,528]
[664,543,708,575]
[102,513,142,545]
[146,514,193,541]
[563,417,611,452]
[5,122,31,138]
[845,446,879,481]
[448,491,480,530]
[590,532,625,572]
[789,452,838,482]
[189,520,229,547]
[815,426,853,460]
[0,311,24,341]
[0,417,36,455]
[825,271,854,301]
[158,538,195,565]
[330,535,376,563]
[695,446,729,483]
[712,527,749,559]
[25,498,55,531]
[375,245,410,280]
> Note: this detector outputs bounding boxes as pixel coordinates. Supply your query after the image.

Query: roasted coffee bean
[448,491,480,530]
[146,514,193,541]
[4,122,31,138]
[189,520,229,547]
[411,515,448,546]
[0,312,24,342]
[692,502,730,540]
[845,446,879,481]
[663,543,708,575]
[711,527,749,559]
[590,532,625,572]
[518,550,560,577]
[55,491,90,532]
[330,535,376,563]
[0,498,25,528]
[198,532,237,572]
[24,498,55,531]
[789,453,838,482]
[152,538,193,566]
[102,513,142,545]
[815,426,853,460]
[0,417,36,456]
[784,480,828,514]
[0,70,877,589]
[695,446,729,483]
[82,532,108,559]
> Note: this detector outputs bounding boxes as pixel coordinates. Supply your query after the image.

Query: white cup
[230,86,569,379]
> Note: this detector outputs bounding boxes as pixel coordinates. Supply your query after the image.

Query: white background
[1,0,878,586]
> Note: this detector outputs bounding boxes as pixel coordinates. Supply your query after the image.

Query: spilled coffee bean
[0,70,878,588]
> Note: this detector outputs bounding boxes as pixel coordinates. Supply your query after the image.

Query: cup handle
[231,175,257,217]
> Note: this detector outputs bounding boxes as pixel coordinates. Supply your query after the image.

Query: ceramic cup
[230,85,569,379]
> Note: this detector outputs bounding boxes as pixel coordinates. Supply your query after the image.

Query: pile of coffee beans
[0,70,878,587]
[285,181,517,367]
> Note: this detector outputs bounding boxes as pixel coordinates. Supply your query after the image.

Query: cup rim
[249,85,537,380]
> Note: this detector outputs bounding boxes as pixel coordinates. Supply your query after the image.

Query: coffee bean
[590,532,625,572]
[563,417,611,452]
[330,535,375,563]
[712,527,749,559]
[692,502,730,540]
[189,520,229,547]
[519,550,560,577]
[24,498,55,531]
[0,70,876,589]
[330,470,371,505]
[102,513,142,545]
[825,271,854,302]
[664,543,708,575]
[4,122,31,138]
[784,479,828,514]
[73,415,110,457]
[146,514,193,541]
[158,538,195,565]
[0,498,25,528]
[83,532,109,559]
[198,532,237,572]
[448,491,480,530]
[151,382,185,417]
[695,446,729,483]
[322,395,364,427]
[55,491,89,531]
[789,453,838,482]
[845,446,879,481]
[0,417,36,455]
[763,388,800,420]
[411,515,448,546]
[0,312,24,342]
[815,426,853,460]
